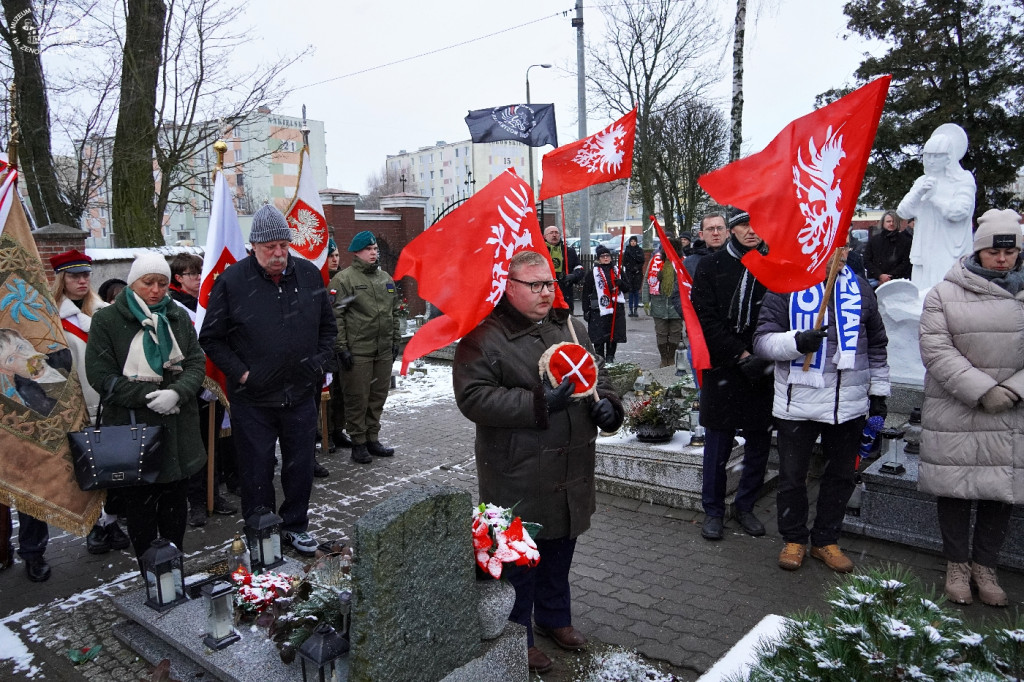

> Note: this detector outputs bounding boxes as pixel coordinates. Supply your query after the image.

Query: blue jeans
[702,427,771,518]
[627,291,640,312]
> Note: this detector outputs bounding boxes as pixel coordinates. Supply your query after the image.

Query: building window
[455,148,459,158]
[439,169,443,178]
[237,173,245,189]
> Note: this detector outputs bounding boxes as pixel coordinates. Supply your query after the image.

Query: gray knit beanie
[973,209,1022,253]
[249,205,292,243]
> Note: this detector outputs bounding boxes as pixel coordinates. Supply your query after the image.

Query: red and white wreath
[538,342,598,399]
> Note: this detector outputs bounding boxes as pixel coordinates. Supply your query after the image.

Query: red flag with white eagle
[394,168,565,373]
[196,168,246,395]
[285,147,330,283]
[538,107,637,200]
[699,76,890,293]
[651,217,710,387]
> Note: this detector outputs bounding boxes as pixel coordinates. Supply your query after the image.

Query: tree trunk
[111,0,166,246]
[0,0,76,227]
[730,0,747,162]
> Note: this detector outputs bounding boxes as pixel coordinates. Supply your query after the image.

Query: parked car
[849,228,870,254]
[566,237,603,253]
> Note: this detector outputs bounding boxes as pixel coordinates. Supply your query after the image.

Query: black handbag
[69,385,164,491]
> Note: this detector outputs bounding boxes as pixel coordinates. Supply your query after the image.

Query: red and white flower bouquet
[231,566,295,615]
[472,503,541,579]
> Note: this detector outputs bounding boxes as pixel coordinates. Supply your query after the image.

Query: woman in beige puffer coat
[918,208,1024,608]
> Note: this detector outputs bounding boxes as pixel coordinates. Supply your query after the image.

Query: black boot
[313,459,330,477]
[24,555,51,582]
[333,430,353,449]
[351,444,372,464]
[86,524,111,555]
[105,521,131,550]
[367,441,395,457]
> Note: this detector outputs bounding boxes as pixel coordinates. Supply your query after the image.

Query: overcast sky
[237,0,879,194]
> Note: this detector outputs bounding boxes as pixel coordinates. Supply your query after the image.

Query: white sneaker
[283,531,318,556]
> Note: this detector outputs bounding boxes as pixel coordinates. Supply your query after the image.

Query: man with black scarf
[691,210,775,541]
[543,226,584,314]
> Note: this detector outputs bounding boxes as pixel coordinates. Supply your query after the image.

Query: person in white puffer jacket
[918,208,1024,608]
[753,252,890,575]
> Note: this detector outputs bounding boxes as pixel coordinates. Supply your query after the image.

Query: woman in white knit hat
[85,252,207,564]
[918,208,1024,607]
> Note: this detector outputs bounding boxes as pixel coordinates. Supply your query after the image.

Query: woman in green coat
[85,253,206,561]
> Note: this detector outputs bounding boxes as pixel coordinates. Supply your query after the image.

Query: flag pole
[0,84,17,565]
[801,247,849,371]
[205,138,227,515]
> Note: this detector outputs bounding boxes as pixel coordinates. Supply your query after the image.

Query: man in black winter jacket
[544,226,584,314]
[200,205,336,557]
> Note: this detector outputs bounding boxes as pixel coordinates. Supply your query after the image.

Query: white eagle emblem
[287,208,325,248]
[573,122,629,175]
[792,124,846,273]
[484,182,535,304]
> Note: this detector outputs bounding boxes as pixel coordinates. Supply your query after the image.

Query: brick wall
[32,224,88,284]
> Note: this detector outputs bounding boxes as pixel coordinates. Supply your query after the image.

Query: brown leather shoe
[778,542,806,571]
[527,646,553,673]
[535,624,587,651]
[811,544,854,573]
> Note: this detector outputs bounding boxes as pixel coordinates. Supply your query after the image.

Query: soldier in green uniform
[330,231,401,464]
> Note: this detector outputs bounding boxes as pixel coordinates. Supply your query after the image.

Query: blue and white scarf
[788,265,861,388]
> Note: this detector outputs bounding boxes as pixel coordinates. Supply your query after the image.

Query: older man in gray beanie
[199,205,337,556]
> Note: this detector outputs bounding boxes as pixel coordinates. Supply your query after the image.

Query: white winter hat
[127,252,172,286]
[973,209,1022,253]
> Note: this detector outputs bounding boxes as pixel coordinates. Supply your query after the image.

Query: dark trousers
[121,479,188,560]
[936,496,1013,567]
[702,427,771,518]
[627,291,640,313]
[231,398,316,533]
[593,342,618,361]
[16,512,48,560]
[505,536,576,648]
[776,417,863,546]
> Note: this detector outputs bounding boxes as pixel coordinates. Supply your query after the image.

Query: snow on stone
[387,361,455,413]
[697,614,789,682]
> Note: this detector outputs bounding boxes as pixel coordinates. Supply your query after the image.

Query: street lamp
[525,63,552,200]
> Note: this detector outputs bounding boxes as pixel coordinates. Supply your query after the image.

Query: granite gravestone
[349,485,479,682]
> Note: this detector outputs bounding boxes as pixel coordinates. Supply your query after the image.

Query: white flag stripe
[286,148,328,273]
[195,170,246,332]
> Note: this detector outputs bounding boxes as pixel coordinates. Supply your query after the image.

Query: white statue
[897,123,976,291]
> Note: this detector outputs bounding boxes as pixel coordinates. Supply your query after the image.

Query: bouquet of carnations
[472,503,541,579]
[231,565,295,614]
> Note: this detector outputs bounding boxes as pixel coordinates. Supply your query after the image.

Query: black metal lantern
[674,342,688,377]
[141,538,186,611]
[202,581,240,650]
[902,407,923,455]
[878,426,906,475]
[244,507,284,570]
[688,400,705,447]
[298,623,349,682]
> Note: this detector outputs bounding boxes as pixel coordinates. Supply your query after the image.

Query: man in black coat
[863,211,912,287]
[544,226,584,314]
[691,210,774,542]
[199,205,337,557]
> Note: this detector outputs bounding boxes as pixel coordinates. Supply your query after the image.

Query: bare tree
[359,164,414,209]
[730,0,746,162]
[650,100,729,236]
[587,0,722,245]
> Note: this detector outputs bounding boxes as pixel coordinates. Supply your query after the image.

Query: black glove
[738,355,773,383]
[590,398,618,431]
[869,395,888,418]
[794,327,829,354]
[338,350,354,371]
[615,277,625,290]
[544,378,575,414]
[583,311,591,322]
[392,345,400,362]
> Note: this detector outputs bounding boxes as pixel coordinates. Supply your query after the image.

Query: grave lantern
[674,342,688,377]
[298,623,349,682]
[878,426,906,476]
[632,372,651,395]
[336,589,352,638]
[227,534,250,574]
[688,400,705,447]
[141,538,186,611]
[202,581,240,650]
[901,407,923,455]
[244,507,284,570]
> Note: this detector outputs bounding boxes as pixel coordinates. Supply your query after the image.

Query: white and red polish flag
[394,168,566,373]
[538,107,637,200]
[285,147,330,284]
[196,168,246,392]
[699,76,890,293]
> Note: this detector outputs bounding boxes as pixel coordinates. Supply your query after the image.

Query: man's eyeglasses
[704,226,728,233]
[509,277,557,294]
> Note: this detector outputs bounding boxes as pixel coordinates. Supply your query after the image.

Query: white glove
[980,385,1017,414]
[145,389,180,415]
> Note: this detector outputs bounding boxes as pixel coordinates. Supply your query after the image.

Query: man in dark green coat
[330,231,400,464]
